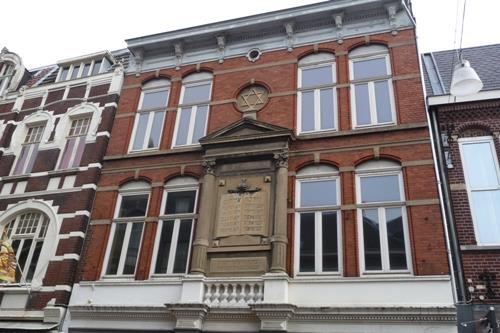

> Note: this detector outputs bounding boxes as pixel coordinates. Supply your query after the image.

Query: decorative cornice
[69,305,173,320]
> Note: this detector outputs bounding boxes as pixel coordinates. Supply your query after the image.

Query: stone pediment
[200,118,294,146]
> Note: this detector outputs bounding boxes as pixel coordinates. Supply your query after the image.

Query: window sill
[461,244,500,251]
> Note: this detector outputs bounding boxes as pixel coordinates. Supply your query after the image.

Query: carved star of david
[240,88,265,110]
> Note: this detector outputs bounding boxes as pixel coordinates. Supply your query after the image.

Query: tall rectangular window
[356,162,411,274]
[297,53,337,134]
[295,165,341,275]
[13,124,45,175]
[152,179,198,276]
[104,184,149,277]
[130,80,170,152]
[173,73,212,147]
[58,116,91,169]
[350,46,395,128]
[460,137,500,245]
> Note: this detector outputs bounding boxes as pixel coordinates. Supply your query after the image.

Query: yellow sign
[0,232,16,283]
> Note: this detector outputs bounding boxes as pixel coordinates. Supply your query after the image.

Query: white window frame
[128,83,170,152]
[2,212,49,284]
[102,186,150,278]
[458,136,500,245]
[0,62,14,95]
[349,52,396,128]
[355,166,412,275]
[172,77,212,148]
[57,115,91,170]
[56,59,104,82]
[297,56,337,134]
[150,180,199,277]
[294,167,342,276]
[12,123,46,175]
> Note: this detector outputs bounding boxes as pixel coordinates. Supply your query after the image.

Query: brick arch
[347,40,389,53]
[163,172,201,184]
[118,175,153,187]
[456,122,493,138]
[180,67,214,80]
[296,48,336,61]
[294,159,340,173]
[353,154,402,167]
[140,74,172,86]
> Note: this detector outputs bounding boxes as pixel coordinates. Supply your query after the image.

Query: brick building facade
[423,44,500,332]
[0,47,124,330]
[66,1,456,332]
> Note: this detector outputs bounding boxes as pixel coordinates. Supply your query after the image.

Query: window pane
[106,223,127,275]
[141,90,169,110]
[92,61,102,75]
[13,145,30,175]
[300,180,336,207]
[173,219,193,273]
[182,84,211,104]
[471,190,500,244]
[17,239,33,274]
[71,66,80,79]
[155,221,174,274]
[322,212,338,272]
[26,241,43,282]
[59,137,77,169]
[25,143,39,174]
[147,111,164,149]
[354,84,371,126]
[175,107,191,146]
[301,91,315,132]
[123,222,144,275]
[132,113,149,150]
[386,207,407,270]
[363,209,382,270]
[72,136,86,168]
[82,63,91,77]
[60,67,69,81]
[353,58,387,80]
[462,142,499,189]
[165,190,197,214]
[320,88,335,130]
[301,66,333,88]
[299,213,315,272]
[192,105,208,143]
[119,194,149,217]
[374,80,392,123]
[360,175,400,203]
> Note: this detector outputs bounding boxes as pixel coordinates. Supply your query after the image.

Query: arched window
[349,45,395,127]
[173,72,212,147]
[151,177,198,275]
[130,79,171,152]
[297,53,337,134]
[294,164,341,275]
[355,159,410,273]
[459,136,500,245]
[103,181,150,277]
[2,212,49,283]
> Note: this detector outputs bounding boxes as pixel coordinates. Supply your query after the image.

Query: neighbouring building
[0,47,124,331]
[423,44,500,332]
[67,1,456,332]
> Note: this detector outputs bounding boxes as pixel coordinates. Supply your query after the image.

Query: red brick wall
[78,29,449,282]
[437,100,500,303]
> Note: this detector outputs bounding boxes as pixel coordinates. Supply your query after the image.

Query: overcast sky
[2,0,499,69]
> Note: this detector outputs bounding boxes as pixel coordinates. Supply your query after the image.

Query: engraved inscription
[216,192,267,238]
[210,257,267,273]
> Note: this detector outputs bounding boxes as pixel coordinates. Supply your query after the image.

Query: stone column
[271,151,289,273]
[190,159,216,274]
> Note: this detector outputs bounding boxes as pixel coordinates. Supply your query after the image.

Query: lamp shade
[450,59,483,96]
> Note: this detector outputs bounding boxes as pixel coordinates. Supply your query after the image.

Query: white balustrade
[203,281,264,306]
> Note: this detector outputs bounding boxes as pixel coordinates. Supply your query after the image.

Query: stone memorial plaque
[210,257,267,274]
[215,177,269,239]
